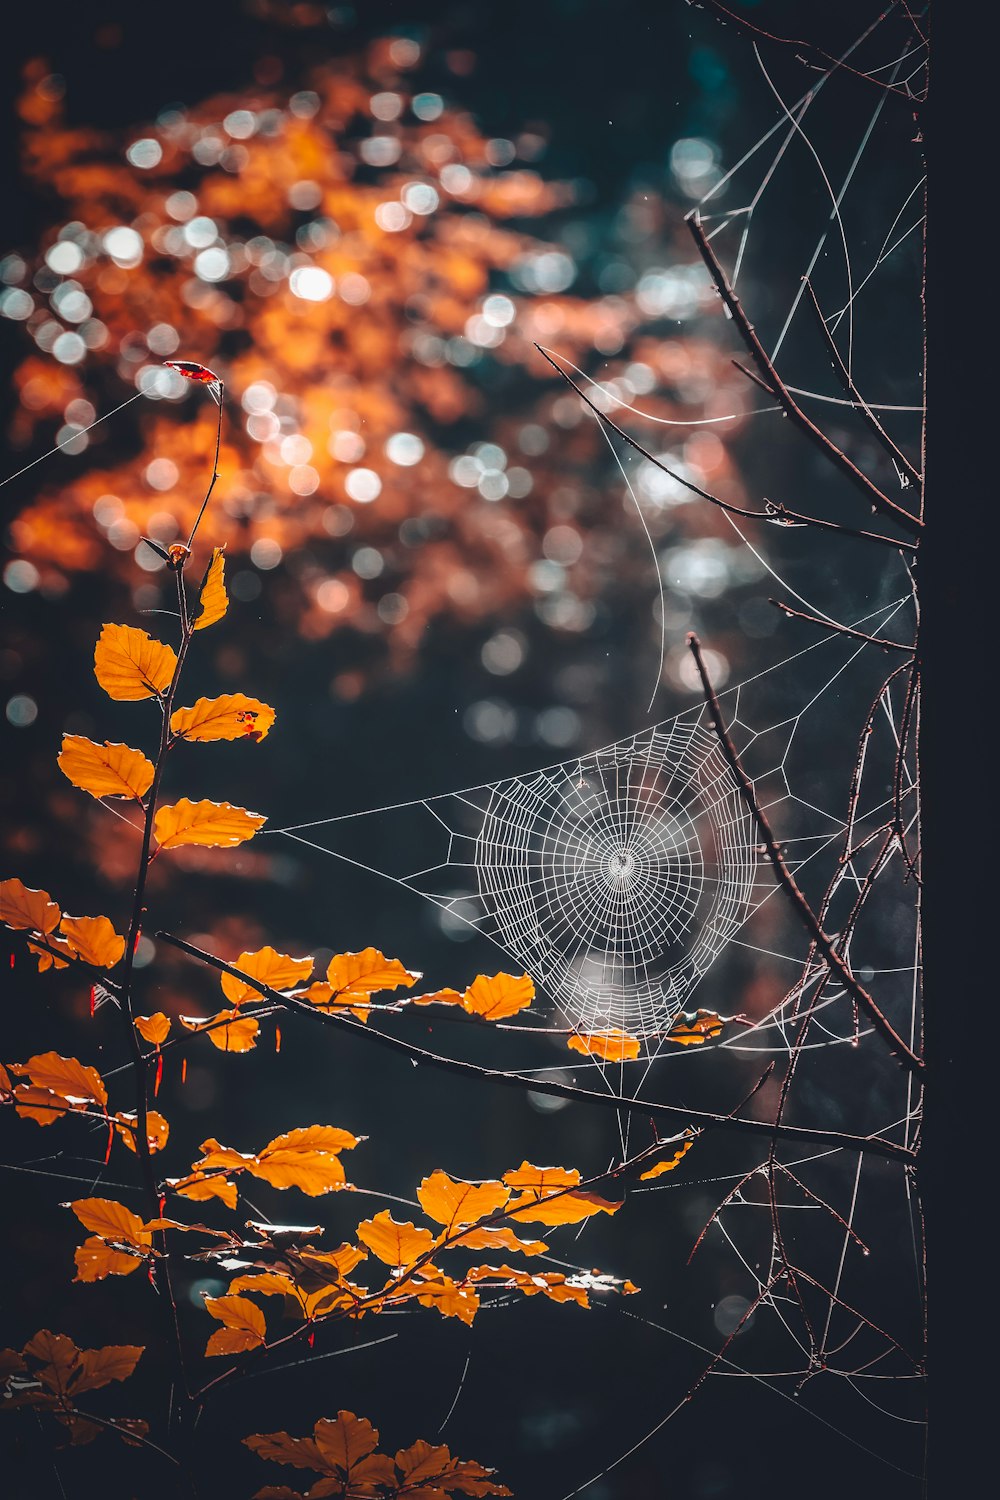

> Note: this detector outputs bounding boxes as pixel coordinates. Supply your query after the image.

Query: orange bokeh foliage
[7,42,752,669]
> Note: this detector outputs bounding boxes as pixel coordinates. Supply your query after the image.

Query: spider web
[270,4,928,1490]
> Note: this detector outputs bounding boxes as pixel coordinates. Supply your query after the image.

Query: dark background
[1,3,934,1497]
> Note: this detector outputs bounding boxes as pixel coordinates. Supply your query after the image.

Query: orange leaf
[243,1431,326,1470]
[173,1175,238,1209]
[450,1225,548,1257]
[356,1211,436,1270]
[134,1012,171,1045]
[180,1010,260,1052]
[640,1137,694,1179]
[59,914,125,968]
[193,547,228,630]
[567,1030,640,1062]
[114,1109,170,1154]
[462,972,534,1020]
[203,1294,266,1356]
[28,935,73,971]
[312,1411,380,1469]
[410,987,465,1008]
[501,1162,580,1192]
[73,1344,143,1393]
[56,736,154,801]
[154,797,266,849]
[325,948,420,1003]
[93,623,176,700]
[394,1438,509,1494]
[1,877,60,933]
[501,1162,620,1226]
[68,1197,150,1248]
[220,947,314,1006]
[408,1276,480,1326]
[170,693,276,744]
[667,1009,729,1046]
[10,1052,107,1111]
[74,1237,145,1283]
[251,1125,358,1195]
[417,1171,510,1231]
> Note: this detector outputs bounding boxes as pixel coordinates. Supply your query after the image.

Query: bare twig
[769,597,915,652]
[533,343,916,552]
[803,277,921,486]
[686,211,923,539]
[686,632,924,1076]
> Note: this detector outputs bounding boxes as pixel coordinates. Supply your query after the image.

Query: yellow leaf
[10,1052,107,1111]
[324,948,420,1004]
[410,986,465,1007]
[220,947,314,1007]
[74,1237,145,1282]
[204,1294,266,1356]
[462,972,534,1020]
[93,623,176,700]
[639,1137,694,1180]
[417,1171,510,1231]
[57,736,154,801]
[193,547,228,630]
[154,797,266,849]
[68,1198,150,1248]
[667,1009,729,1046]
[567,1030,640,1062]
[114,1110,170,1154]
[59,914,125,968]
[135,1012,171,1045]
[1,877,60,934]
[170,693,276,744]
[356,1211,436,1270]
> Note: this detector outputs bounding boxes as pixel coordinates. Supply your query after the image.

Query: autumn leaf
[502,1162,621,1225]
[402,1274,480,1326]
[1,877,60,933]
[134,1012,171,1045]
[639,1136,695,1180]
[417,1171,510,1232]
[9,1052,108,1125]
[667,1009,729,1046]
[356,1211,436,1271]
[114,1109,170,1154]
[74,1238,146,1283]
[93,623,176,700]
[170,693,276,744]
[323,948,421,1006]
[69,1198,150,1247]
[193,546,228,630]
[312,1411,381,1470]
[567,1030,640,1062]
[220,946,314,1006]
[154,797,266,849]
[410,986,465,1007]
[462,971,534,1020]
[203,1294,267,1356]
[394,1437,510,1495]
[56,736,155,801]
[73,1344,144,1392]
[59,914,125,968]
[181,1010,260,1052]
[451,1224,549,1257]
[251,1125,358,1195]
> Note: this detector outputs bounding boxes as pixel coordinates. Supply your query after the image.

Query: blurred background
[1,2,925,1495]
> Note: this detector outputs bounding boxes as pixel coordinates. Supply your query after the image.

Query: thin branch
[803,277,921,486]
[693,1,925,105]
[157,931,915,1163]
[686,633,924,1077]
[686,211,923,538]
[534,343,916,552]
[769,597,914,652]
